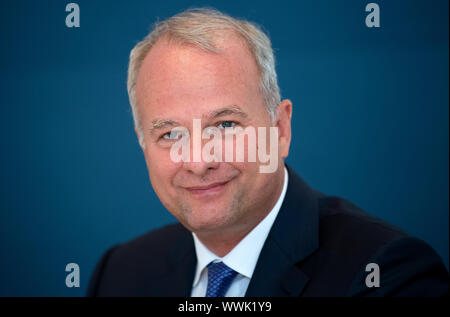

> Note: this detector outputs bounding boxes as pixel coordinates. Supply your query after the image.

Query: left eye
[217,121,236,129]
[162,130,183,140]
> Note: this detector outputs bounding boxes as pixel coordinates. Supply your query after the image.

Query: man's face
[134,33,290,236]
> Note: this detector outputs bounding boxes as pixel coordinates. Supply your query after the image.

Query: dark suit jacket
[87,165,449,296]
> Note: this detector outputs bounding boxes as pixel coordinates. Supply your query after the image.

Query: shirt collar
[192,167,289,287]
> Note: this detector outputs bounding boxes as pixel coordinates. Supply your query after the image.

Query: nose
[181,119,221,176]
[182,160,220,176]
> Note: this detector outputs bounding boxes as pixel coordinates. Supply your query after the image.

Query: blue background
[0,0,448,296]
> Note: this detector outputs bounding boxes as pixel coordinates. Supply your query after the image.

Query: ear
[134,126,144,149]
[275,99,292,159]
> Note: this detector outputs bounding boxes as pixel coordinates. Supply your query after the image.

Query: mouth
[185,180,231,197]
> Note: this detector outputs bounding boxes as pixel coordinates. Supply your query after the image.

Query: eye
[162,130,183,140]
[217,121,236,129]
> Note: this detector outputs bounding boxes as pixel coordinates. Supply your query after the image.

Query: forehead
[134,32,263,120]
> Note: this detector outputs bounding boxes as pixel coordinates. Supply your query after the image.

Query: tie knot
[206,261,238,297]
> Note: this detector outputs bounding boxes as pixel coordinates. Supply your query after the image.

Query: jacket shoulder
[318,195,409,249]
[300,195,406,295]
[87,222,192,296]
[301,195,448,296]
[116,222,191,256]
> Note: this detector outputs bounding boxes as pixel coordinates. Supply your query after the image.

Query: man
[87,8,448,297]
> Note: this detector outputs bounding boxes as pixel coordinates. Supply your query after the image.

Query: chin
[184,208,234,233]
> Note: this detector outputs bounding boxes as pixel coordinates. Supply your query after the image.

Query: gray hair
[127,8,281,146]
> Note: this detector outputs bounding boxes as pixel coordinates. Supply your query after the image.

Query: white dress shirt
[191,167,289,297]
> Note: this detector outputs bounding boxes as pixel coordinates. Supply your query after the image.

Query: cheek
[221,130,261,165]
[232,160,272,187]
[226,161,259,188]
[144,146,179,193]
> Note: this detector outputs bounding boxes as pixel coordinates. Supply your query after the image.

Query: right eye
[162,130,183,140]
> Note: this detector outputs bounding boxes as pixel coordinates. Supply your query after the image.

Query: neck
[195,228,253,257]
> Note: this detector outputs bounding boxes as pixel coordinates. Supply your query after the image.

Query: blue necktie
[205,261,238,297]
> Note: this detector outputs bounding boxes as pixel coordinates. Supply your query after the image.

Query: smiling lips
[185,180,230,196]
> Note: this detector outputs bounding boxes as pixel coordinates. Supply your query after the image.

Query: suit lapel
[245,165,321,297]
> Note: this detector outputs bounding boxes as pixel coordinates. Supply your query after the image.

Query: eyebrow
[149,119,180,136]
[207,105,248,120]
